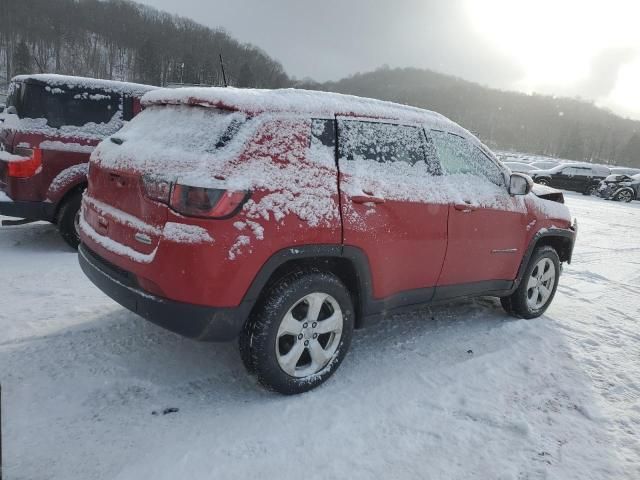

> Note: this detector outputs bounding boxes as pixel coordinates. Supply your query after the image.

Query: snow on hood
[531,183,562,198]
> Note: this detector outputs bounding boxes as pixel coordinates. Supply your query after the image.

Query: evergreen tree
[237,62,255,88]
[621,132,640,165]
[135,39,161,86]
[13,40,32,75]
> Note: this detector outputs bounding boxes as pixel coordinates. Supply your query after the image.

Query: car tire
[239,269,354,394]
[57,191,83,250]
[501,246,560,319]
[583,184,597,196]
[536,178,550,186]
[614,189,634,203]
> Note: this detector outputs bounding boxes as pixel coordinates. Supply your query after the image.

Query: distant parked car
[529,163,610,195]
[0,74,155,247]
[503,161,537,173]
[610,167,640,176]
[531,160,561,170]
[596,174,640,202]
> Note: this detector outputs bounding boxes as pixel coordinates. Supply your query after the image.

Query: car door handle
[454,202,477,212]
[352,195,385,205]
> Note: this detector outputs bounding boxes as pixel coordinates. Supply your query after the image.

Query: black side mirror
[509,173,533,195]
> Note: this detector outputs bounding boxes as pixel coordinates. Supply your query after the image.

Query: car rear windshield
[6,80,120,128]
[95,105,248,174]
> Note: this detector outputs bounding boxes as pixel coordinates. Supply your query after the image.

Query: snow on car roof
[12,74,156,96]
[142,86,463,132]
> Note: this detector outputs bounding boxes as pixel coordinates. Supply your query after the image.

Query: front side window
[338,119,440,174]
[431,130,505,186]
[564,167,590,177]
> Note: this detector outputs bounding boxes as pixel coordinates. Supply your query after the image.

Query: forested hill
[302,67,640,167]
[2,1,639,166]
[0,0,289,88]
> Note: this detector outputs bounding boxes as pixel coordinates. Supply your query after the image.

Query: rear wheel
[57,191,83,249]
[239,270,354,394]
[614,189,634,203]
[501,246,560,319]
[536,178,550,186]
[583,184,597,196]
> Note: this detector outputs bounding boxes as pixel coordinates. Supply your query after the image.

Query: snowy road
[1,193,638,479]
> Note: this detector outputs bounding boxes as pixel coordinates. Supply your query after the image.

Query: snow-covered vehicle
[596,173,640,202]
[78,87,577,394]
[610,166,640,176]
[503,161,538,173]
[0,74,155,247]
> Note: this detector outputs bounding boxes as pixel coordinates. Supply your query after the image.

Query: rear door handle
[352,195,385,205]
[454,202,477,212]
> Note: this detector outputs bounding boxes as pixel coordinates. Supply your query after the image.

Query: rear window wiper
[213,119,245,150]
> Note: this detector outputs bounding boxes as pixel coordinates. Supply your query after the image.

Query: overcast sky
[140,0,640,119]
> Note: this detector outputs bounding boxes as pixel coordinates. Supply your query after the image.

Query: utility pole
[219,53,228,87]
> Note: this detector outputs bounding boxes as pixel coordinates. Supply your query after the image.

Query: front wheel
[57,191,83,249]
[536,178,550,186]
[501,246,560,319]
[583,184,598,196]
[239,270,354,394]
[614,189,634,203]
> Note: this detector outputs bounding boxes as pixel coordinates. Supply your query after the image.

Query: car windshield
[6,80,120,128]
[604,174,627,182]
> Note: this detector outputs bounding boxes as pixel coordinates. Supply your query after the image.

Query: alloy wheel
[276,292,343,378]
[526,258,556,310]
[617,190,633,203]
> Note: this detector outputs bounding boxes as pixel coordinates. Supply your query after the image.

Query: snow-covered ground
[1,193,638,479]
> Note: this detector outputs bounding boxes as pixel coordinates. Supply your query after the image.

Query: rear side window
[431,130,505,186]
[311,119,336,149]
[16,83,120,128]
[564,167,591,176]
[337,119,440,174]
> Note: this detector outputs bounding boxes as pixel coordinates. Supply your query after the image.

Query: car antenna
[219,53,228,88]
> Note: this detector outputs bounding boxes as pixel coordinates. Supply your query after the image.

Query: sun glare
[465,0,640,103]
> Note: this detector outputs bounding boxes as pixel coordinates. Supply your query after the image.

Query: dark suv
[529,163,610,195]
[0,74,154,247]
[78,87,577,394]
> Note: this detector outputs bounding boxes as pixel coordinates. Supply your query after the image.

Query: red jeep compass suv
[78,87,577,394]
[0,74,154,247]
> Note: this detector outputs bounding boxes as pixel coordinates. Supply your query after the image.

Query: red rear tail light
[170,184,248,218]
[7,147,42,178]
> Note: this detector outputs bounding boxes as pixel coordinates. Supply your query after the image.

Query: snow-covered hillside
[0,193,638,479]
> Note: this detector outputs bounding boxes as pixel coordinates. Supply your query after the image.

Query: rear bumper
[78,244,250,342]
[0,199,56,222]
